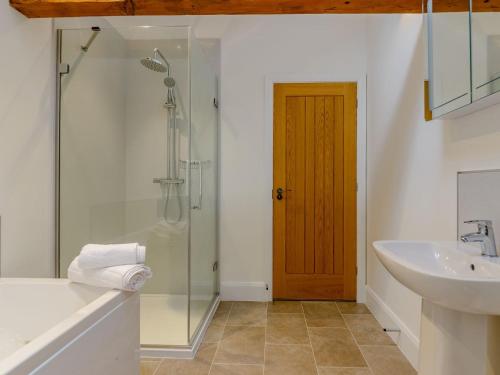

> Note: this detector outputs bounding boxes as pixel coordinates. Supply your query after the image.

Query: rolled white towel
[78,243,146,269]
[68,256,152,292]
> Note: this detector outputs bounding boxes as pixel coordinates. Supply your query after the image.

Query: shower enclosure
[55,25,219,352]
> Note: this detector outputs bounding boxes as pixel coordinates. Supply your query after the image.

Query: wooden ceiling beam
[10,0,133,18]
[9,0,500,18]
[132,0,424,16]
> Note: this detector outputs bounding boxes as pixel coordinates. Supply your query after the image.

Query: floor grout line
[302,301,320,375]
[151,358,162,375]
[208,301,233,375]
[336,301,374,375]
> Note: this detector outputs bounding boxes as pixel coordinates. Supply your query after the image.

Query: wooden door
[273,82,357,300]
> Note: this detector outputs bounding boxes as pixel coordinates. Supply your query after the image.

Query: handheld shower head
[164,77,176,88]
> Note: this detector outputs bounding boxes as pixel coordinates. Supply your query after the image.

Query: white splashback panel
[458,170,500,252]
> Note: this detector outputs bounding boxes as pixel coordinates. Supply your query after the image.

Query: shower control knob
[276,188,284,200]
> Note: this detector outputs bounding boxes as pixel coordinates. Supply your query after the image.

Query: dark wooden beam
[9,0,500,18]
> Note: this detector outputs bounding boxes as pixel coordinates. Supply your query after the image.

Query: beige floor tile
[227,302,267,326]
[309,327,367,367]
[156,343,217,375]
[318,368,372,375]
[302,302,345,327]
[141,359,162,375]
[336,302,371,315]
[204,324,225,343]
[264,344,317,375]
[210,364,264,375]
[267,301,303,314]
[218,301,234,312]
[212,309,230,326]
[232,302,267,308]
[360,345,416,375]
[214,326,265,365]
[266,313,309,345]
[343,315,394,346]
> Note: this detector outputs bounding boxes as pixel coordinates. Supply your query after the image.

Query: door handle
[276,188,284,200]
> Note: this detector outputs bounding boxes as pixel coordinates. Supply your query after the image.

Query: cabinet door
[471,3,500,101]
[428,0,471,117]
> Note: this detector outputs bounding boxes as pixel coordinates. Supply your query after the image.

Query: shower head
[164,77,176,88]
[141,48,170,74]
[141,57,167,73]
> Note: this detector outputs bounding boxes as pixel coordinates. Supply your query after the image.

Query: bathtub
[0,278,139,375]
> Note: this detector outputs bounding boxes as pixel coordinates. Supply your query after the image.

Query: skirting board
[365,286,419,370]
[220,282,271,301]
[221,281,366,302]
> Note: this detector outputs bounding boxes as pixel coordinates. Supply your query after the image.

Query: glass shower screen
[56,25,219,349]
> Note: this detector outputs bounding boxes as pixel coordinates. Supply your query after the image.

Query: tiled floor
[141,301,416,375]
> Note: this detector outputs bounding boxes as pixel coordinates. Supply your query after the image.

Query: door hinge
[356,183,359,192]
[58,63,70,75]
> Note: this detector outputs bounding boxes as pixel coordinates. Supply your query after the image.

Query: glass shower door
[189,37,219,340]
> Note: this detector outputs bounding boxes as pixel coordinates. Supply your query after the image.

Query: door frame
[264,73,367,302]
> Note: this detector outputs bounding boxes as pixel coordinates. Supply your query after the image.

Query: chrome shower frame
[55,29,63,278]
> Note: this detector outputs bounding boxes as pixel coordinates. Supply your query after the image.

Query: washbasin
[373,240,500,315]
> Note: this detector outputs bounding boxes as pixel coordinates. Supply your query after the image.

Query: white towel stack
[68,243,152,292]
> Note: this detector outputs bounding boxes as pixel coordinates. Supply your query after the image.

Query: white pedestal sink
[373,241,500,375]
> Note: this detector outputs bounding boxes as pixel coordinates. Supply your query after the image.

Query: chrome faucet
[460,220,498,257]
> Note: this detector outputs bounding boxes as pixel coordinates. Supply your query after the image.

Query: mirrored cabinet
[427,0,471,117]
[427,0,500,118]
[471,9,500,101]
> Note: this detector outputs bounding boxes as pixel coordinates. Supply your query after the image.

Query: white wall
[218,15,368,300]
[54,14,370,302]
[366,14,500,368]
[0,5,55,277]
[11,13,369,300]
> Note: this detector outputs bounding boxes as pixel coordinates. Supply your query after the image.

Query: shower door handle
[192,161,203,210]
